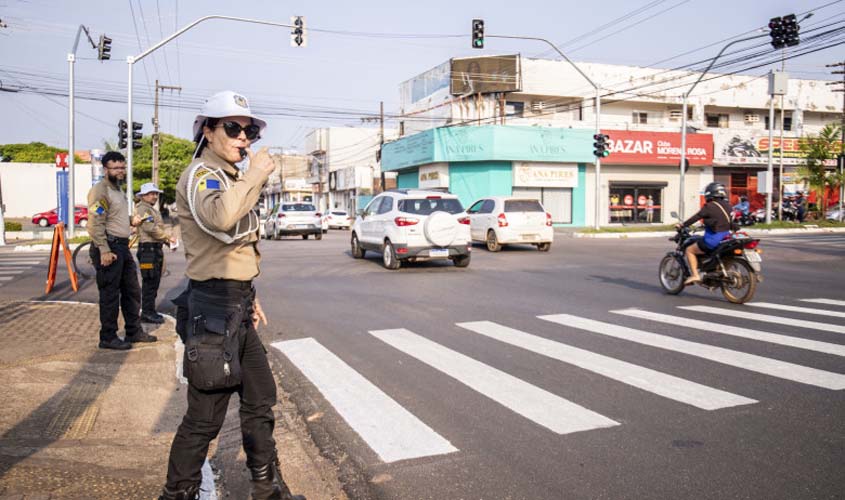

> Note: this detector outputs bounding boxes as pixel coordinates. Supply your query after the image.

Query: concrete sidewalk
[0,301,345,500]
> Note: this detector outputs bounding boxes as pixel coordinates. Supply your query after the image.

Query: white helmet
[192,90,267,141]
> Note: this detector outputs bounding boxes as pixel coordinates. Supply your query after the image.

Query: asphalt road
[2,230,843,500]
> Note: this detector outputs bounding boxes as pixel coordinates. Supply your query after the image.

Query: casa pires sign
[602,130,713,166]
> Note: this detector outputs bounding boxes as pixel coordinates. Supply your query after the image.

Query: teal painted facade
[381,126,594,226]
[448,162,512,208]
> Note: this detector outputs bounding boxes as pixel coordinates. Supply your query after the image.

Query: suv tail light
[497,213,509,227]
[546,212,553,227]
[315,212,322,217]
[394,217,419,227]
[277,213,286,218]
[458,216,470,225]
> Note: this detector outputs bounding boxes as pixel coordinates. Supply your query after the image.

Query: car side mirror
[356,209,365,218]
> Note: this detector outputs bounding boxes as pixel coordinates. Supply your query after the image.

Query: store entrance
[608,182,665,224]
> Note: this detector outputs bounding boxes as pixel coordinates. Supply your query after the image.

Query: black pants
[137,242,164,315]
[91,239,142,342]
[165,280,278,491]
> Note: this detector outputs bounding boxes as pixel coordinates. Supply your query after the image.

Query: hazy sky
[0,0,842,154]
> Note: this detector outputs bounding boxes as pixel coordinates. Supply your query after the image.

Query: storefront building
[381,125,593,226]
[600,130,714,224]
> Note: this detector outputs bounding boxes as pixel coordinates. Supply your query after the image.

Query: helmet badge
[233,94,248,108]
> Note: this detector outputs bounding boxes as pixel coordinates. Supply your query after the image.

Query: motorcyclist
[732,195,750,216]
[676,182,733,285]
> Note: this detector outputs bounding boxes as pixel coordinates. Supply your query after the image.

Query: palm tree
[797,123,843,219]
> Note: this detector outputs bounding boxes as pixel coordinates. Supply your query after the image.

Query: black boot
[158,484,200,500]
[249,457,306,500]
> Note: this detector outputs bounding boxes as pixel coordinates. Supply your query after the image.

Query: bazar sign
[601,130,713,165]
[513,162,578,188]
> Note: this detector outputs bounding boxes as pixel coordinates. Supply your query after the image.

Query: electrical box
[768,71,789,96]
[757,171,772,194]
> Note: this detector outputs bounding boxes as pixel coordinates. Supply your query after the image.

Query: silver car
[264,202,323,240]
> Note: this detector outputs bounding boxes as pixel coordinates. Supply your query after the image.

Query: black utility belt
[190,278,253,291]
[139,242,163,248]
[106,236,130,245]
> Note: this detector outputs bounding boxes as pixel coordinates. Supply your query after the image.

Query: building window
[505,101,524,117]
[706,113,729,128]
[632,112,648,125]
[764,113,792,131]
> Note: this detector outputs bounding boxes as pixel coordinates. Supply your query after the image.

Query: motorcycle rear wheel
[720,258,758,304]
[659,255,685,295]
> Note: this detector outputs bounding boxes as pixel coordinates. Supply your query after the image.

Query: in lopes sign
[602,130,713,166]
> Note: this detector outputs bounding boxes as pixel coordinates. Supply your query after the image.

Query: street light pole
[678,32,767,221]
[67,25,94,238]
[488,35,602,228]
[126,15,295,212]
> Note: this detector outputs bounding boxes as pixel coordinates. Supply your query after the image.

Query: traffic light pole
[678,33,767,220]
[67,25,92,239]
[126,15,295,213]
[487,34,602,228]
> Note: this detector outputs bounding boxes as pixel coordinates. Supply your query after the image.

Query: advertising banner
[450,54,521,95]
[602,130,713,166]
[513,162,578,188]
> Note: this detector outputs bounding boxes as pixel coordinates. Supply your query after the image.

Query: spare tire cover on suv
[424,211,457,247]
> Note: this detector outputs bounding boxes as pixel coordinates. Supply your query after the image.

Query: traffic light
[97,34,112,60]
[782,14,799,47]
[291,16,306,47]
[131,121,143,150]
[593,134,610,158]
[768,17,784,49]
[118,119,128,149]
[471,19,484,49]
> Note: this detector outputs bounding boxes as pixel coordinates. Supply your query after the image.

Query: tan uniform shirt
[87,177,130,254]
[134,200,170,243]
[176,148,268,281]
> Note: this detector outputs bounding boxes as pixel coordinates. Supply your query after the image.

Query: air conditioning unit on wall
[744,113,760,123]
[669,110,683,121]
[530,101,545,112]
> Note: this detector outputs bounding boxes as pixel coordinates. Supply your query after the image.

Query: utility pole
[379,101,385,193]
[827,61,845,221]
[778,51,786,221]
[152,80,182,187]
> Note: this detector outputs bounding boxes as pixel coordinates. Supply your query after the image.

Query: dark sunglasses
[217,121,261,140]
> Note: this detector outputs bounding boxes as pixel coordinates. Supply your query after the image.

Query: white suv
[350,190,471,269]
[467,196,553,252]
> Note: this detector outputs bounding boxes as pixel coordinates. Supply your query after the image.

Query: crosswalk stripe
[0,270,24,275]
[680,305,845,335]
[747,302,845,319]
[0,260,42,265]
[271,338,457,463]
[0,277,12,282]
[801,298,845,307]
[456,321,756,410]
[369,328,619,435]
[538,314,845,390]
[612,308,845,358]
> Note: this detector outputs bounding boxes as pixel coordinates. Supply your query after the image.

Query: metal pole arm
[488,34,598,90]
[134,15,294,64]
[684,33,767,98]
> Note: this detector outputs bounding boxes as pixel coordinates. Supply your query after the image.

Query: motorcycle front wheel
[720,258,758,304]
[659,254,685,295]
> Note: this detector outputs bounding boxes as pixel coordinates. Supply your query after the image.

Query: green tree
[125,133,195,203]
[797,123,843,218]
[0,142,83,163]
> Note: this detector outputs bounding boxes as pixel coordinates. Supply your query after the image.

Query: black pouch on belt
[138,245,157,277]
[183,298,244,391]
[171,286,191,342]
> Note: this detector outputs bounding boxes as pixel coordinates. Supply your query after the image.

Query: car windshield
[282,204,316,211]
[398,198,464,215]
[504,199,544,212]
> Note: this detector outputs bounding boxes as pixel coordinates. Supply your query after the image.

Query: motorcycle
[731,208,755,227]
[659,212,763,304]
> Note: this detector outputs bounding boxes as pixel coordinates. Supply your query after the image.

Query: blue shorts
[701,230,730,250]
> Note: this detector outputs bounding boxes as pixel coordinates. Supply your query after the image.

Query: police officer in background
[87,151,157,350]
[159,91,304,500]
[134,182,177,324]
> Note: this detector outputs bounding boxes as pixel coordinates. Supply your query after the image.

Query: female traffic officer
[676,182,733,285]
[159,91,304,500]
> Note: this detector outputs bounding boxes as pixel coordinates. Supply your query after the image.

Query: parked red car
[31,205,88,228]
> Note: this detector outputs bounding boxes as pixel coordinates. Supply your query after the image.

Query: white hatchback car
[350,190,471,269]
[325,210,352,230]
[264,202,323,240]
[467,196,553,252]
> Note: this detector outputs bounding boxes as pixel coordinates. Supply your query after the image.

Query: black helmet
[704,182,727,201]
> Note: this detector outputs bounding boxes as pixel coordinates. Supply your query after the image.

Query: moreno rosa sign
[602,130,713,166]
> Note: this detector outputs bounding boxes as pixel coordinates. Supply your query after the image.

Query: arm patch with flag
[198,178,221,192]
[90,199,108,215]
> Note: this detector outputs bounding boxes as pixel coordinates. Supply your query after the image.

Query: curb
[570,227,845,239]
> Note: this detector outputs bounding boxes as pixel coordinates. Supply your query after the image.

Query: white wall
[0,163,93,217]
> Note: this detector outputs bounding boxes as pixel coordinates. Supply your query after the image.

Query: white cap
[136,182,164,197]
[192,90,267,141]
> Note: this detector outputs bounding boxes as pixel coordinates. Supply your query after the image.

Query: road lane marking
[369,328,619,435]
[272,337,457,462]
[0,277,13,282]
[747,302,845,319]
[801,298,845,307]
[0,260,42,265]
[613,308,845,358]
[680,305,845,335]
[0,270,24,275]
[457,321,755,410]
[538,314,845,390]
